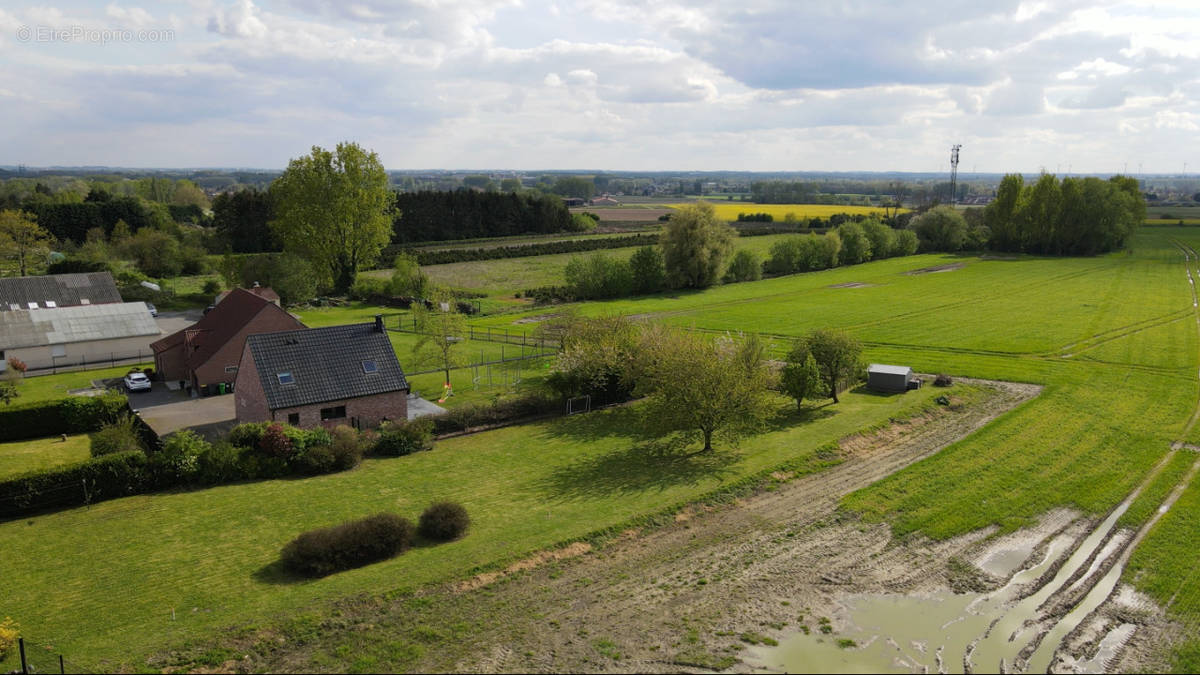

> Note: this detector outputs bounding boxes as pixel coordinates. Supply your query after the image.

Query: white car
[124,372,152,392]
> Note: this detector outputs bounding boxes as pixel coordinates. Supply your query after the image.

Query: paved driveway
[129,383,236,440]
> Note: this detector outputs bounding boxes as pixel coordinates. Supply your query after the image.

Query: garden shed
[867,364,917,393]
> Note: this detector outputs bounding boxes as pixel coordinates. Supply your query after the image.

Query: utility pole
[949,144,962,205]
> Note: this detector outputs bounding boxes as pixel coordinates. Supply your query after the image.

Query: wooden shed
[867,364,917,393]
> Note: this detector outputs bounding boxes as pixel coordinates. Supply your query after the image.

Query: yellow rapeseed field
[666,202,904,220]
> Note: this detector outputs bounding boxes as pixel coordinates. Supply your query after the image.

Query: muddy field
[188,377,1191,674]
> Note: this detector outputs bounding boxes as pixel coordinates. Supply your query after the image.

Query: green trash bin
[219,382,226,395]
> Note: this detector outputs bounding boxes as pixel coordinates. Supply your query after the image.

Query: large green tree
[660,202,736,289]
[0,210,54,276]
[805,328,863,404]
[910,205,968,252]
[638,328,773,453]
[269,143,393,293]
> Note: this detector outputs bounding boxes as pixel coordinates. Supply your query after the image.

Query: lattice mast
[949,144,962,205]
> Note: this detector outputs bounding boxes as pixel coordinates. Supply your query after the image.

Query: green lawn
[10,363,153,403]
[0,435,91,480]
[0,386,946,669]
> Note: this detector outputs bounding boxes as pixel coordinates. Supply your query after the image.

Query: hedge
[382,233,661,267]
[0,451,154,518]
[0,393,129,443]
[281,513,415,577]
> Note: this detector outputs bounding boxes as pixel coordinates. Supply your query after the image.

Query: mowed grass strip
[0,386,945,668]
[0,435,91,480]
[11,363,154,403]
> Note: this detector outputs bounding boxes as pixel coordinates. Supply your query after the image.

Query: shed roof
[0,272,122,310]
[245,322,408,410]
[867,364,913,376]
[0,302,160,348]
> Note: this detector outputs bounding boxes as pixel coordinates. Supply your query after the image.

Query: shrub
[202,279,222,295]
[152,430,209,482]
[934,373,953,387]
[228,422,268,448]
[258,423,294,459]
[195,441,245,485]
[90,414,144,457]
[723,249,763,283]
[281,513,414,577]
[374,418,434,456]
[295,443,337,475]
[418,501,470,541]
[6,357,26,374]
[0,617,17,660]
[329,425,365,471]
[430,392,559,434]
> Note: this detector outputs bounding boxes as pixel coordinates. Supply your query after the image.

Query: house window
[0,351,5,372]
[287,412,300,426]
[51,344,66,358]
[277,372,295,385]
[362,360,378,374]
[225,365,239,373]
[320,405,346,421]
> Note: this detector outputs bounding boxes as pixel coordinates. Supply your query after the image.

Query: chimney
[374,314,384,333]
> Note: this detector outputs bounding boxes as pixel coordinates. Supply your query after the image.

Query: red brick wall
[193,306,305,388]
[233,341,272,424]
[154,344,188,382]
[273,390,409,430]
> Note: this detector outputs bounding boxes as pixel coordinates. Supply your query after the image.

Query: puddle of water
[1070,623,1137,673]
[968,500,1130,672]
[978,545,1033,578]
[749,535,1073,674]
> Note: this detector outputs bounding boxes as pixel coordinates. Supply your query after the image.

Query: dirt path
[423,379,1042,673]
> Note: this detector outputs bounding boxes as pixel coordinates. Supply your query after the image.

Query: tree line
[985,174,1144,255]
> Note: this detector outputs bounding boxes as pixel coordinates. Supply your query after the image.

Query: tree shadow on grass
[542,404,652,444]
[253,560,310,586]
[533,435,741,500]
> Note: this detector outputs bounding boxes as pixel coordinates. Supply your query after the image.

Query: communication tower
[949,144,962,205]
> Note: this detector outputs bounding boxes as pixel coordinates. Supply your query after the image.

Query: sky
[1,0,1198,173]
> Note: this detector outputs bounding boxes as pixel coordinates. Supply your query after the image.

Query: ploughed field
[3,227,1200,671]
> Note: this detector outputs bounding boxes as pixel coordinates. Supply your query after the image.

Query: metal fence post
[19,637,28,674]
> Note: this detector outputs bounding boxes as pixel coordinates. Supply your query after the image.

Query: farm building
[0,302,161,372]
[151,288,305,395]
[867,364,918,393]
[234,316,409,430]
[0,272,123,311]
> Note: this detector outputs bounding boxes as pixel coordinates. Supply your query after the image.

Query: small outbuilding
[867,364,918,393]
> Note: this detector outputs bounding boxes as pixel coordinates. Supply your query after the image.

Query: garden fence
[13,637,92,674]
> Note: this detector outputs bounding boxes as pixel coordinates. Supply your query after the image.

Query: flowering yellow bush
[0,617,18,659]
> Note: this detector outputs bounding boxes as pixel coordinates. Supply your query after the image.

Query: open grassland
[0,435,91,480]
[666,202,901,220]
[392,233,799,298]
[0,387,946,669]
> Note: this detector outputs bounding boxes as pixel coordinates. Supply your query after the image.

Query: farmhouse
[0,302,161,371]
[234,316,409,429]
[151,288,305,394]
[0,272,123,311]
[867,364,918,393]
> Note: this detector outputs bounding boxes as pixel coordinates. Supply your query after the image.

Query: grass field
[10,362,154,403]
[5,226,1200,669]
[666,202,901,220]
[0,387,946,670]
[0,435,91,480]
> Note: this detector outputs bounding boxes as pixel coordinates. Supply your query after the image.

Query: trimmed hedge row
[0,451,154,516]
[383,233,661,267]
[0,393,128,443]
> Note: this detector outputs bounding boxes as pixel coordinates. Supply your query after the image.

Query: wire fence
[389,314,562,350]
[18,350,154,378]
[12,637,93,674]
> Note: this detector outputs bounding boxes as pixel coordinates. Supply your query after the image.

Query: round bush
[282,513,414,577]
[418,501,470,542]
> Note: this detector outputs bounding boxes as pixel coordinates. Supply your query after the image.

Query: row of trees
[392,190,575,244]
[545,316,864,452]
[985,174,1144,255]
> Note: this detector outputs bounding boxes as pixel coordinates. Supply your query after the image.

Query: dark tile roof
[151,289,303,370]
[246,322,409,410]
[0,272,122,310]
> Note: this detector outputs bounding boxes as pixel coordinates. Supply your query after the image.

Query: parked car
[146,303,158,317]
[124,372,152,392]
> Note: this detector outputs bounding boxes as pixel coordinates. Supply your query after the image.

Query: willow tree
[269,142,393,293]
[660,201,736,289]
